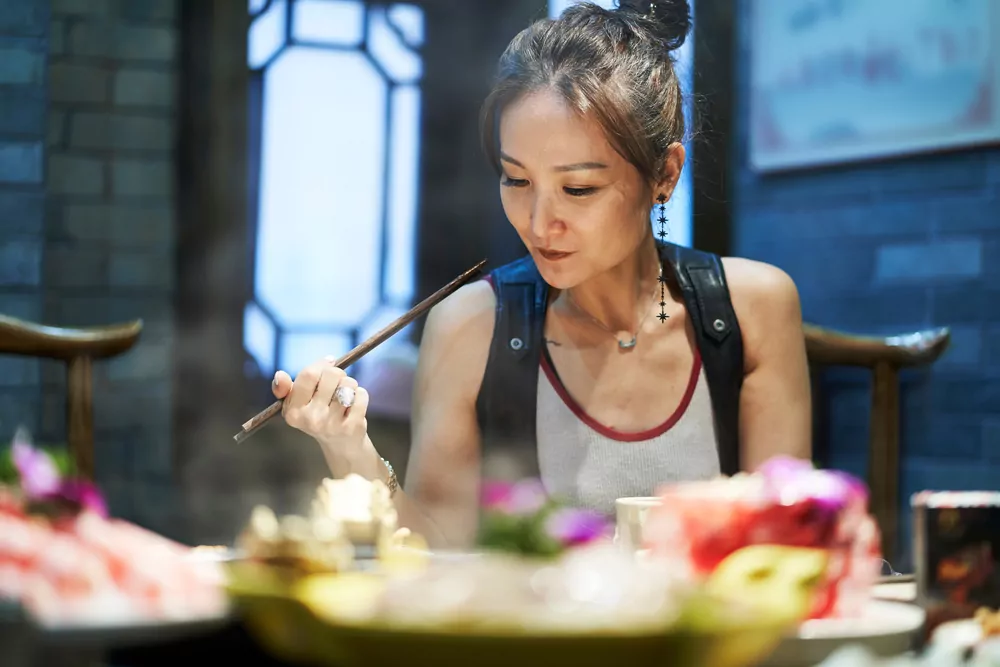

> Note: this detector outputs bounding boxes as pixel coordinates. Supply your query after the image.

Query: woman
[271,0,811,547]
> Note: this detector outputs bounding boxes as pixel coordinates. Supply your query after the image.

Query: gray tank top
[537,351,721,516]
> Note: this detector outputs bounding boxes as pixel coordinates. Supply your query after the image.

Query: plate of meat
[0,437,231,650]
[0,491,231,647]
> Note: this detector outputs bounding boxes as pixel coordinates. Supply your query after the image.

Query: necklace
[565,262,663,350]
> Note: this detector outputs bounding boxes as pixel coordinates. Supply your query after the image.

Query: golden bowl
[226,561,793,667]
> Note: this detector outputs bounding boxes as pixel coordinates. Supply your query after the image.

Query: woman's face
[497,88,669,289]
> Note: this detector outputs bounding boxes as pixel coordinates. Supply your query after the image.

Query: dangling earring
[655,193,668,241]
[655,193,668,322]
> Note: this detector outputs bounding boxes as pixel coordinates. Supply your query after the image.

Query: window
[548,0,694,248]
[244,0,424,381]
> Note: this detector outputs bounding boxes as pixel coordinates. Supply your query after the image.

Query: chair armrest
[804,323,950,368]
[0,314,143,361]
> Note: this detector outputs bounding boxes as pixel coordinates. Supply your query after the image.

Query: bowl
[225,561,795,667]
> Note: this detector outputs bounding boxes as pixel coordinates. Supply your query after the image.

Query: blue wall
[731,4,1000,566]
[0,0,48,440]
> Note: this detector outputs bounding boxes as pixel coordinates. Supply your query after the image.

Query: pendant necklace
[565,262,663,350]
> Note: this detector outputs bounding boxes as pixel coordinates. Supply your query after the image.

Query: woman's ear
[653,143,686,203]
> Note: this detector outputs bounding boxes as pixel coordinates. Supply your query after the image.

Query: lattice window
[548,0,694,248]
[244,0,423,380]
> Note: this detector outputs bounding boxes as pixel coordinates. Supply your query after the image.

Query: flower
[481,481,514,510]
[545,507,610,547]
[55,479,108,518]
[478,478,603,558]
[506,479,548,515]
[758,455,867,513]
[11,429,60,497]
[7,429,108,518]
[481,479,548,516]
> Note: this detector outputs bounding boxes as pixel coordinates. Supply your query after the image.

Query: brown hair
[480,0,691,185]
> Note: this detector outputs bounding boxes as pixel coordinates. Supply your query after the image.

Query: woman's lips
[537,248,574,261]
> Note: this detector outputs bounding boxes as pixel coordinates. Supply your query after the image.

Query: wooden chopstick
[233,259,488,443]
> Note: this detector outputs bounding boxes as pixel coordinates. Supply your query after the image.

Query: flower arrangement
[0,428,107,518]
[476,479,611,558]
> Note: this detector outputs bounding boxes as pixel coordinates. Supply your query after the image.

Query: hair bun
[615,0,691,51]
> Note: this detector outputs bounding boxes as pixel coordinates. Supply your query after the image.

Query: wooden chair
[804,323,951,561]
[0,314,143,479]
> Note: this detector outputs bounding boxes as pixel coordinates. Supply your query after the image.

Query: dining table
[0,571,936,667]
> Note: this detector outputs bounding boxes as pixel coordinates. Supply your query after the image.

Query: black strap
[659,244,744,475]
[475,243,743,476]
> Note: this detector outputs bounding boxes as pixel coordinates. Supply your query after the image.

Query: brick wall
[0,0,179,535]
[731,4,1000,566]
[0,0,49,451]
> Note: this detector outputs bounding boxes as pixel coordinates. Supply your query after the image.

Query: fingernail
[271,373,279,388]
[324,355,336,363]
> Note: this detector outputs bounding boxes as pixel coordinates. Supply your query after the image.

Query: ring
[334,386,356,408]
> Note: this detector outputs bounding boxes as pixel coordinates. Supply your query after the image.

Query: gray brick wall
[732,3,1000,567]
[41,0,180,534]
[0,0,49,443]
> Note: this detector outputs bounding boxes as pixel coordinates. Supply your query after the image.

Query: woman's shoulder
[423,279,497,348]
[720,256,803,339]
[417,279,498,404]
[721,257,799,304]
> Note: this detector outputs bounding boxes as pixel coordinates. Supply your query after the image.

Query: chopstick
[233,259,488,443]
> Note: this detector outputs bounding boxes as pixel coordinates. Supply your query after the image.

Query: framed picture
[749,0,1000,172]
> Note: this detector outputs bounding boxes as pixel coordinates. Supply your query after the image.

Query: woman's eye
[564,186,597,197]
[501,176,528,188]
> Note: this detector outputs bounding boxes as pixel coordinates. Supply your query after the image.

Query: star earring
[656,193,668,322]
[655,193,668,241]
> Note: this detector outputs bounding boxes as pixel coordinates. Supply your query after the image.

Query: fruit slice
[705,545,829,627]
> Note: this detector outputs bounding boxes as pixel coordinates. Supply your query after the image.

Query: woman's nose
[529,193,554,239]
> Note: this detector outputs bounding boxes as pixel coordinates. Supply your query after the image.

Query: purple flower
[51,479,108,518]
[506,479,549,515]
[481,481,514,510]
[11,431,60,497]
[757,455,814,482]
[482,479,549,515]
[758,455,868,512]
[10,430,108,518]
[545,507,610,546]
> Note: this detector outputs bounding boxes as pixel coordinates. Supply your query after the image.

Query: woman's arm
[273,281,496,549]
[396,280,496,548]
[341,281,495,548]
[723,258,812,471]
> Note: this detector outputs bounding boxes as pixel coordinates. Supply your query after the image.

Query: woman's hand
[271,356,370,465]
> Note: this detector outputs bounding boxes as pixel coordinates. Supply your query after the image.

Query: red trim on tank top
[540,347,702,443]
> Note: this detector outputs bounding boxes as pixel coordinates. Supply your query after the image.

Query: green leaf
[0,444,75,486]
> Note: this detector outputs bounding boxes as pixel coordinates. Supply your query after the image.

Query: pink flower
[545,507,610,546]
[506,479,548,515]
[11,431,60,497]
[482,479,549,515]
[481,481,514,510]
[9,429,108,518]
[758,455,867,512]
[54,479,108,518]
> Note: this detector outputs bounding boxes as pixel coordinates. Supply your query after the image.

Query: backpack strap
[476,256,549,476]
[660,243,744,475]
[476,243,744,477]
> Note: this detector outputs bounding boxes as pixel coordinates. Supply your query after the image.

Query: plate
[39,607,233,649]
[872,581,916,603]
[759,600,925,667]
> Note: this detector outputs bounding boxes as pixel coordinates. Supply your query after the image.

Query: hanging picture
[749,0,1000,171]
